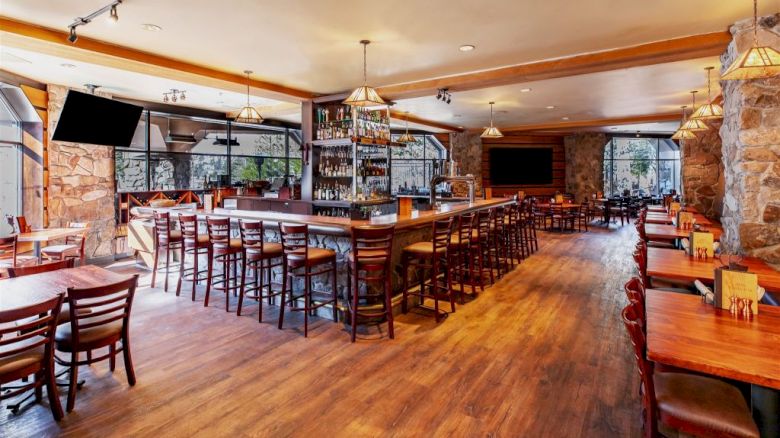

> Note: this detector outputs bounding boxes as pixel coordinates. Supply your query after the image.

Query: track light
[435,88,452,105]
[68,26,78,43]
[67,1,122,43]
[162,89,187,104]
[108,4,118,23]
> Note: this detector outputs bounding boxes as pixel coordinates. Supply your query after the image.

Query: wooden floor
[1,224,642,437]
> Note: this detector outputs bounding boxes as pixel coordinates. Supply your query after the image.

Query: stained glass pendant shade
[480,102,503,138]
[343,40,387,107]
[722,0,780,81]
[235,70,263,124]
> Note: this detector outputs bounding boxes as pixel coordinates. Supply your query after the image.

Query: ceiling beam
[377,32,732,100]
[0,16,315,101]
[499,112,681,132]
[389,110,464,132]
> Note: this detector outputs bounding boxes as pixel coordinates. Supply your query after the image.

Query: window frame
[389,134,446,194]
[603,136,680,197]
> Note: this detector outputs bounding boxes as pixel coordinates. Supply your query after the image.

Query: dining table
[0,265,130,312]
[17,228,87,260]
[645,212,713,226]
[645,247,780,293]
[645,289,780,437]
[643,223,724,242]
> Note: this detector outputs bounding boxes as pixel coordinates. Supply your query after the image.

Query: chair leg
[122,335,136,386]
[256,263,263,323]
[66,352,78,412]
[238,255,247,317]
[432,259,440,323]
[224,256,230,312]
[45,362,63,421]
[304,265,311,338]
[351,262,359,343]
[385,270,394,340]
[205,249,213,307]
[401,255,409,314]
[192,248,198,302]
[151,246,159,288]
[278,263,288,330]
[109,343,116,372]
[176,244,184,296]
[331,259,338,323]
[164,245,170,292]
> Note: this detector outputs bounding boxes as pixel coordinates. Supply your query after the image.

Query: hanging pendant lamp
[397,112,417,143]
[722,0,780,80]
[692,67,724,120]
[343,40,387,107]
[235,70,263,124]
[680,91,709,131]
[672,106,697,140]
[480,102,503,138]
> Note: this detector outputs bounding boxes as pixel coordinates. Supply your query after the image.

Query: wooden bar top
[140,198,515,235]
[646,289,780,390]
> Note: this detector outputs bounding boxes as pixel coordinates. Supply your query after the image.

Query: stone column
[719,13,780,267]
[680,123,724,220]
[449,132,483,197]
[564,133,606,202]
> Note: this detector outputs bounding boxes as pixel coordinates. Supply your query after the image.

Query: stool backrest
[432,218,453,254]
[153,212,172,244]
[624,277,646,328]
[351,225,395,270]
[477,210,492,240]
[454,212,475,245]
[622,300,656,424]
[239,220,265,252]
[0,235,19,266]
[8,259,74,278]
[66,222,89,254]
[279,223,309,258]
[179,214,199,241]
[15,216,30,233]
[66,275,138,348]
[206,217,231,248]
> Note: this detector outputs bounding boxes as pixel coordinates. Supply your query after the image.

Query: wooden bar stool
[488,207,510,278]
[504,204,522,266]
[151,212,183,292]
[448,213,477,304]
[277,223,338,337]
[474,209,495,287]
[176,214,212,301]
[41,222,88,266]
[205,217,243,312]
[237,220,284,322]
[346,225,395,342]
[401,218,455,323]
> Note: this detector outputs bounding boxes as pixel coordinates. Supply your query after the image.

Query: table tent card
[715,269,759,315]
[689,232,714,258]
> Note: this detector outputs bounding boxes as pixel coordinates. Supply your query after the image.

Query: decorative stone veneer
[564,133,606,202]
[719,14,780,267]
[47,85,116,258]
[681,122,725,220]
[449,132,483,197]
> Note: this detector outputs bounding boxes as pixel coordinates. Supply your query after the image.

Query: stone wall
[564,133,606,202]
[449,132,483,197]
[47,85,116,258]
[681,122,725,220]
[719,14,780,267]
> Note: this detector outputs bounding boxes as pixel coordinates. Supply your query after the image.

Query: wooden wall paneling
[481,134,566,197]
[20,84,49,227]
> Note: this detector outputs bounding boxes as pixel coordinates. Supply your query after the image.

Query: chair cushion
[347,249,389,264]
[159,230,183,243]
[41,244,79,256]
[403,242,446,255]
[286,247,335,263]
[0,340,43,376]
[654,372,759,438]
[55,320,122,351]
[246,242,283,257]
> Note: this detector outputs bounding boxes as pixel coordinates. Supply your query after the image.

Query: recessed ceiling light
[141,23,162,32]
[457,126,464,129]
[561,117,570,121]
[459,45,475,52]
[520,88,532,93]
[545,105,555,109]
[60,63,77,68]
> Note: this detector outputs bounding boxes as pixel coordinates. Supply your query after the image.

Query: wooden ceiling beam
[389,110,464,132]
[498,112,682,132]
[0,17,315,101]
[377,32,732,100]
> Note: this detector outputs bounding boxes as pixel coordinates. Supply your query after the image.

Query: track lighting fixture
[436,88,452,104]
[162,89,187,103]
[66,1,122,44]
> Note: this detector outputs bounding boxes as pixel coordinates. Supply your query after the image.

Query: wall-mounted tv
[489,147,553,185]
[52,90,143,147]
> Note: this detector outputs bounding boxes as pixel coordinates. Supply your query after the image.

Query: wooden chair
[609,198,629,226]
[237,220,284,322]
[41,222,89,266]
[346,225,395,342]
[0,293,65,420]
[621,300,759,438]
[56,275,139,412]
[448,213,478,304]
[473,210,494,289]
[0,235,37,278]
[176,214,212,301]
[277,223,338,337]
[151,212,183,292]
[401,218,455,323]
[488,207,510,278]
[575,203,589,232]
[14,216,31,233]
[205,217,243,312]
[8,259,74,278]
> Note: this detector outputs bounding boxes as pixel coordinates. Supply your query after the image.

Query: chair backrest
[351,225,395,270]
[621,300,656,422]
[15,216,30,234]
[8,259,74,278]
[453,212,475,245]
[477,210,492,239]
[492,207,506,232]
[153,212,172,243]
[0,235,19,266]
[632,247,651,289]
[279,222,309,257]
[179,214,199,241]
[432,218,453,254]
[66,222,89,251]
[624,277,646,327]
[206,217,231,247]
[239,220,265,252]
[0,293,64,385]
[66,275,138,348]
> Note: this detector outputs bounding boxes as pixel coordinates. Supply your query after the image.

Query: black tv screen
[52,91,143,147]
[489,147,553,185]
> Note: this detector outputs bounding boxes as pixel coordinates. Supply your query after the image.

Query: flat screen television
[489,147,553,185]
[52,91,143,147]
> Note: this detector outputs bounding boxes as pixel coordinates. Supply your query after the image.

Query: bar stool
[401,218,455,323]
[521,200,539,253]
[205,217,243,311]
[41,222,88,266]
[277,223,338,337]
[488,207,510,278]
[345,224,395,342]
[504,204,522,266]
[237,220,284,322]
[151,212,183,292]
[448,213,477,304]
[474,209,495,286]
[176,214,212,301]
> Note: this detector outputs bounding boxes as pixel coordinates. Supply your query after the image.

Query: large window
[390,135,445,194]
[0,96,22,219]
[603,137,680,197]
[115,111,302,192]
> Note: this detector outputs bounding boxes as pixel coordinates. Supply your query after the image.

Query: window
[0,96,22,218]
[390,135,445,194]
[114,111,302,192]
[603,137,680,197]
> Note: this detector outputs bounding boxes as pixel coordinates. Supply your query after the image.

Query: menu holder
[689,231,714,258]
[677,211,694,229]
[668,202,681,216]
[714,268,759,315]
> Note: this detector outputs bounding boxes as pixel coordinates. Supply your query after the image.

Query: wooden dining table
[644,223,723,241]
[645,212,712,226]
[646,289,780,436]
[535,203,580,209]
[17,228,87,260]
[0,265,130,312]
[646,247,780,293]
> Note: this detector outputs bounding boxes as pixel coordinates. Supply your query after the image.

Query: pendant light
[397,112,417,143]
[235,70,263,124]
[480,102,503,138]
[680,91,708,131]
[343,40,387,107]
[691,67,724,120]
[672,106,697,140]
[722,0,780,80]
